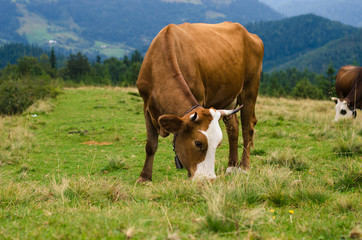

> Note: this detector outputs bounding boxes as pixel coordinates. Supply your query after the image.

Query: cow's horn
[218,105,243,117]
[190,112,198,121]
[331,97,339,104]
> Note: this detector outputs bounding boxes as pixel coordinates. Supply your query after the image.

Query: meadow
[0,87,361,239]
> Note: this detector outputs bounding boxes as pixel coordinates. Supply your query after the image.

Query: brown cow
[136,22,264,182]
[331,65,362,121]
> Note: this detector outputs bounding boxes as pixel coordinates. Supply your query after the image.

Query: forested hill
[273,29,362,73]
[0,0,283,57]
[246,14,362,73]
[1,1,361,73]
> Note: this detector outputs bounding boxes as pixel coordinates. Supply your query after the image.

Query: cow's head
[331,97,357,122]
[158,106,242,180]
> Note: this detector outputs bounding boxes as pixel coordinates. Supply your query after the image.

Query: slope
[246,14,360,72]
[273,30,362,73]
[0,0,283,58]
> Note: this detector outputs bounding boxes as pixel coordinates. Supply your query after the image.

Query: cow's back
[175,22,263,107]
[336,65,360,98]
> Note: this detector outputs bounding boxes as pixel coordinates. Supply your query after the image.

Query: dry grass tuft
[333,160,362,192]
[266,148,309,171]
[26,99,55,115]
[125,226,136,240]
[333,195,360,213]
[0,117,34,166]
[349,225,362,239]
[333,128,362,157]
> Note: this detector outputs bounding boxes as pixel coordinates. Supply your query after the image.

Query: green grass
[0,87,361,239]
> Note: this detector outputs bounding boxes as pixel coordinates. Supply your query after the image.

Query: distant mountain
[1,1,361,73]
[273,29,362,73]
[259,0,362,27]
[246,14,361,73]
[0,0,283,58]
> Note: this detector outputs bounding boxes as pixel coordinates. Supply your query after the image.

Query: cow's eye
[340,109,347,115]
[195,141,203,149]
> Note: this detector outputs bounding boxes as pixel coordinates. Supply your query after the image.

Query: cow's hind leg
[239,81,259,171]
[137,111,159,182]
[222,114,240,173]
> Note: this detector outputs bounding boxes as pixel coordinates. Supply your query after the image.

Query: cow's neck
[165,74,200,117]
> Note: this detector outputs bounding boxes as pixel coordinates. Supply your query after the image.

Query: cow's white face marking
[334,99,355,122]
[193,109,222,180]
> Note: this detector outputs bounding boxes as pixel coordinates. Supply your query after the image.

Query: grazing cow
[136,22,264,182]
[331,65,362,121]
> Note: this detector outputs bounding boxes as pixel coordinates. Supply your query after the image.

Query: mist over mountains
[0,0,361,73]
[259,0,362,27]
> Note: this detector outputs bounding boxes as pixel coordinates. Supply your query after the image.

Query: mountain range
[0,0,283,56]
[0,0,361,73]
[259,0,362,27]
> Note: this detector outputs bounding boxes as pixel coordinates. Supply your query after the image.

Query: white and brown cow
[136,22,264,182]
[331,65,362,121]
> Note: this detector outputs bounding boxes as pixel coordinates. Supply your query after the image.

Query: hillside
[0,0,283,58]
[273,30,362,73]
[246,14,360,72]
[259,0,362,27]
[1,1,361,73]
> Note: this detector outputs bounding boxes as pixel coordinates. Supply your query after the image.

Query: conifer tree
[50,47,56,70]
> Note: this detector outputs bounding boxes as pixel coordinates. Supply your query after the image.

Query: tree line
[260,65,337,100]
[0,46,143,115]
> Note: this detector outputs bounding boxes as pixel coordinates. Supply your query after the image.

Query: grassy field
[0,87,361,239]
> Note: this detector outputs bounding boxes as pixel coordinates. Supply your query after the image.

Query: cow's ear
[331,97,339,104]
[158,115,184,134]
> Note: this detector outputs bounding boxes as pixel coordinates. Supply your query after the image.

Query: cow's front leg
[223,114,241,174]
[137,111,159,182]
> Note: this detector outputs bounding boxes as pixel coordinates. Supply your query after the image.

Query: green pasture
[0,87,361,239]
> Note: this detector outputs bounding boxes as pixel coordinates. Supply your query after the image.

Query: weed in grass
[107,182,133,202]
[152,180,204,204]
[25,99,55,115]
[15,163,35,180]
[251,149,266,156]
[333,195,360,213]
[50,176,134,206]
[203,185,264,234]
[269,130,286,138]
[333,161,361,192]
[349,225,362,239]
[333,126,362,157]
[0,121,33,166]
[225,174,263,206]
[16,164,34,174]
[260,167,293,207]
[293,185,329,204]
[0,180,39,207]
[309,124,335,141]
[203,190,235,233]
[266,149,309,171]
[101,155,129,173]
[51,177,69,204]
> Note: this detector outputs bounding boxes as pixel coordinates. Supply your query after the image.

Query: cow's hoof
[225,167,247,175]
[136,177,152,184]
